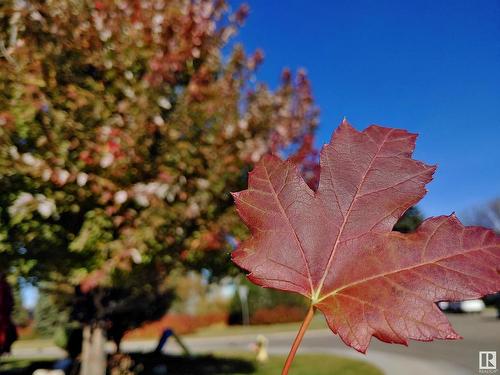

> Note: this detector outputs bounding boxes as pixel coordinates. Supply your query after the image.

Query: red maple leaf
[232,120,500,358]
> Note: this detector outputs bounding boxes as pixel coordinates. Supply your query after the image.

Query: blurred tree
[393,206,423,233]
[170,270,228,316]
[71,266,174,352]
[11,279,30,329]
[462,198,500,317]
[34,285,69,338]
[462,198,500,234]
[0,0,318,373]
[228,277,308,325]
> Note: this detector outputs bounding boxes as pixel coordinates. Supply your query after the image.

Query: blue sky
[230,0,499,218]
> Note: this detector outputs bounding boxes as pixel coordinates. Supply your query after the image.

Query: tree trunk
[80,325,107,375]
[113,336,122,354]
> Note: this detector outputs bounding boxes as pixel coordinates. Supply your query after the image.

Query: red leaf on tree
[232,120,500,353]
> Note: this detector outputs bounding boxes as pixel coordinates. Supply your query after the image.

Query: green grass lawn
[11,338,54,348]
[233,353,383,375]
[0,357,57,374]
[0,353,382,375]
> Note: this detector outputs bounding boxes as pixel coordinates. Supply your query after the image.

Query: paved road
[9,311,500,375]
[126,310,500,374]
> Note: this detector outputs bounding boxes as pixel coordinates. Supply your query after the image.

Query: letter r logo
[480,351,497,370]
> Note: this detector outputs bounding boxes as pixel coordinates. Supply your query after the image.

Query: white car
[438,299,485,313]
[460,299,485,313]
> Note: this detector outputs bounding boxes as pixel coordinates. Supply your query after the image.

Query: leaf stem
[281,305,315,375]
